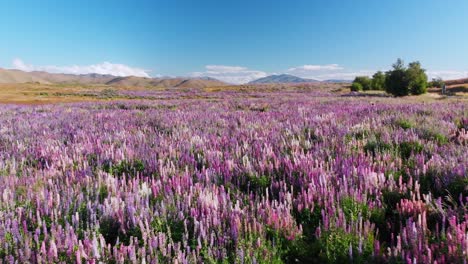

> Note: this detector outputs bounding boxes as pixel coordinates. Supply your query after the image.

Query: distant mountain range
[0,69,357,88]
[249,74,319,84]
[0,68,227,89]
[248,74,351,84]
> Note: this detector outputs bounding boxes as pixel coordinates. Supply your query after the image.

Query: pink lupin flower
[48,240,58,260]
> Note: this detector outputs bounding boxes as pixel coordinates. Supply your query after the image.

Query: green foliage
[369,208,386,228]
[119,225,143,246]
[371,71,386,90]
[395,119,414,130]
[382,190,407,212]
[98,185,109,203]
[100,216,143,246]
[281,204,376,263]
[378,190,410,243]
[419,129,448,145]
[99,216,121,246]
[419,168,442,196]
[364,140,392,157]
[78,203,89,233]
[399,141,424,160]
[353,76,372,91]
[385,58,409,96]
[294,208,322,237]
[168,219,185,243]
[251,175,271,190]
[240,173,271,193]
[407,62,428,95]
[238,230,284,264]
[447,177,468,199]
[150,217,185,243]
[102,159,145,177]
[99,89,119,99]
[341,197,370,222]
[318,228,375,263]
[385,58,428,96]
[430,77,445,88]
[351,82,363,92]
[346,130,376,143]
[454,118,468,130]
[86,153,99,171]
[433,133,449,145]
[0,232,14,258]
[268,207,323,263]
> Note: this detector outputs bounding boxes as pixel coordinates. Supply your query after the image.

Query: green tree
[384,59,428,96]
[429,77,444,88]
[351,82,363,91]
[385,59,409,96]
[407,61,428,95]
[371,71,385,90]
[353,76,372,91]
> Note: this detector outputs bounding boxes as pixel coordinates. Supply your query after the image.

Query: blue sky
[1,0,468,83]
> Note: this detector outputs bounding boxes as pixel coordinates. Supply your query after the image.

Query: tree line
[351,59,444,96]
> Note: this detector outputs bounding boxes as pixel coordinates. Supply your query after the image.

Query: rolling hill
[445,78,468,86]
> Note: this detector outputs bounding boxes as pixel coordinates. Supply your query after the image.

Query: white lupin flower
[139,182,151,197]
[93,234,100,259]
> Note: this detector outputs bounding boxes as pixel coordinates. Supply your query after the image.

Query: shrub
[351,82,363,92]
[447,177,468,200]
[353,76,372,91]
[99,89,119,98]
[102,159,145,177]
[318,228,374,263]
[98,185,109,203]
[429,77,445,88]
[240,173,271,193]
[395,119,413,130]
[407,62,428,95]
[371,71,386,90]
[100,216,121,246]
[385,59,428,96]
[420,129,448,145]
[341,197,369,222]
[364,140,392,157]
[119,225,143,246]
[100,216,144,246]
[399,141,424,159]
[385,59,409,96]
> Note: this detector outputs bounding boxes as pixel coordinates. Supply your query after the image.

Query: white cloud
[427,70,468,80]
[205,65,247,73]
[12,58,150,77]
[191,65,267,84]
[286,64,373,81]
[311,70,376,81]
[287,64,343,72]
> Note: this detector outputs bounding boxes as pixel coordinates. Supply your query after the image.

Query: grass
[0,82,466,105]
[0,83,149,104]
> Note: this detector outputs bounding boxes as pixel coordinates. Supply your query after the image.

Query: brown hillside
[0,68,227,88]
[445,78,468,86]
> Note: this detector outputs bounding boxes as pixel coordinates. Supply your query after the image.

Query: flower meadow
[0,90,466,263]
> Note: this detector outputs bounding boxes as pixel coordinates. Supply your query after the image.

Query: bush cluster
[351,58,429,96]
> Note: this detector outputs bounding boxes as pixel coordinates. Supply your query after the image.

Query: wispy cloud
[191,65,267,84]
[311,70,376,81]
[427,70,468,80]
[12,59,150,77]
[287,64,373,81]
[287,64,343,72]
